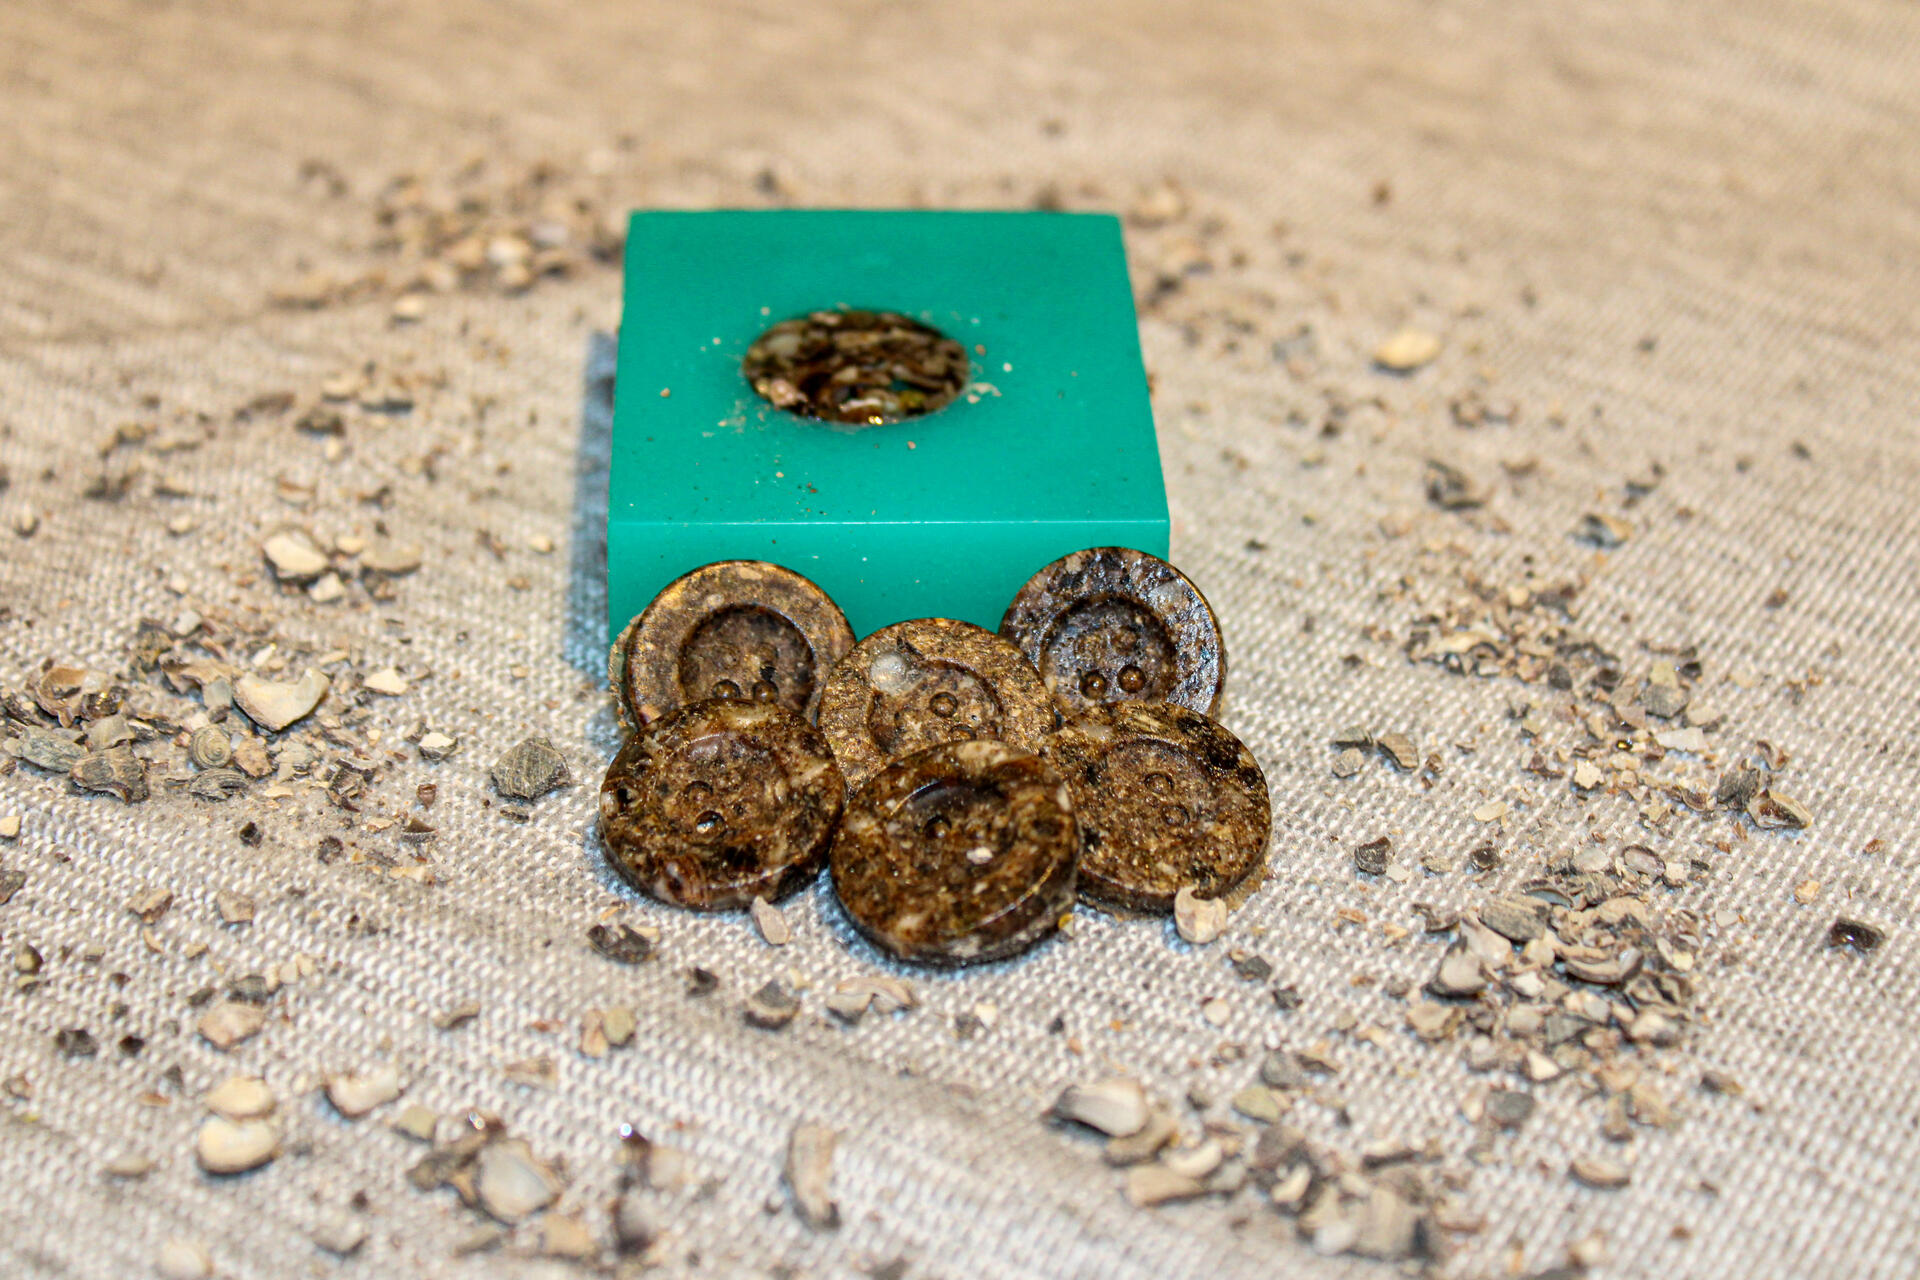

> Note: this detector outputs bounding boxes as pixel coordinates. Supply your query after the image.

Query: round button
[742,309,971,427]
[817,618,1055,788]
[599,700,845,910]
[1045,701,1269,912]
[999,547,1225,717]
[831,740,1077,966]
[611,560,855,729]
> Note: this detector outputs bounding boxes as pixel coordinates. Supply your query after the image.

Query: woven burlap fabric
[4,1,1920,1276]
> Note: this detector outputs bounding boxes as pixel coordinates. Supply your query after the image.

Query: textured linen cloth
[3,2,1919,1277]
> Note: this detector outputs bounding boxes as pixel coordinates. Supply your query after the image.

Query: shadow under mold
[564,329,617,680]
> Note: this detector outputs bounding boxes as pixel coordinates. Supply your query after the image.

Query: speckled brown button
[1045,701,1269,912]
[610,560,855,729]
[599,700,844,910]
[999,547,1225,717]
[830,740,1077,966]
[742,309,971,426]
[816,618,1056,788]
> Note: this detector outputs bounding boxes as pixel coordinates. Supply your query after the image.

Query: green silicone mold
[607,209,1169,640]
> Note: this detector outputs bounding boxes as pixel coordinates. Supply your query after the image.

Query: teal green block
[607,210,1169,641]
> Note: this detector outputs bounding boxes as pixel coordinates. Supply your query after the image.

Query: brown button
[831,740,1077,966]
[817,618,1055,788]
[611,560,855,729]
[599,700,844,910]
[1045,701,1269,912]
[742,310,971,426]
[999,547,1225,717]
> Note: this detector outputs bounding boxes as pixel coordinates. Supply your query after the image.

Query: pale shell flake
[187,726,233,769]
[326,1064,404,1118]
[195,1116,280,1174]
[204,1075,276,1120]
[784,1122,841,1231]
[1053,1077,1151,1137]
[474,1138,563,1223]
[233,668,329,732]
[262,531,329,581]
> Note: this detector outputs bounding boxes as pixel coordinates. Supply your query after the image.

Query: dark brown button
[599,700,844,910]
[831,740,1077,966]
[742,310,971,426]
[1045,701,1269,912]
[611,560,855,729]
[817,618,1055,788]
[999,547,1225,717]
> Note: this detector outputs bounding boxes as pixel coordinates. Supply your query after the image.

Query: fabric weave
[2,2,1918,1277]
